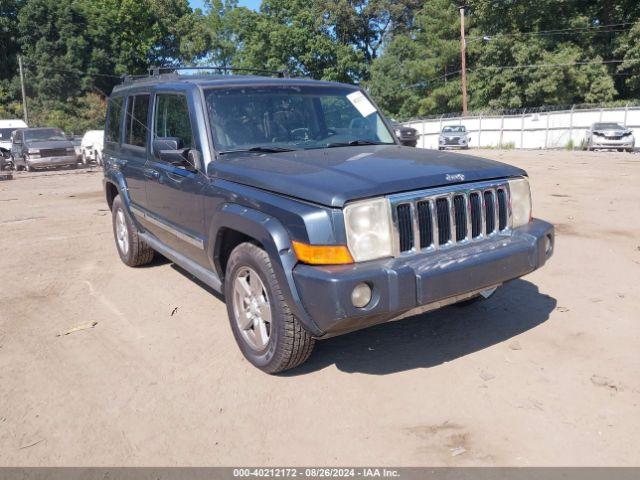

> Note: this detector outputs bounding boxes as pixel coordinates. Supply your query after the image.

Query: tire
[81,152,88,165]
[225,242,315,374]
[111,195,154,267]
[24,158,33,172]
[96,151,103,166]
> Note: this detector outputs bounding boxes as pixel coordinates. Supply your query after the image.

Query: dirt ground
[0,150,639,466]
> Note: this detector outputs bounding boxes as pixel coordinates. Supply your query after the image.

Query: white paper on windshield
[347,91,377,117]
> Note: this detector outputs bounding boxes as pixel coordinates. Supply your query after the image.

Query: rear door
[143,89,207,264]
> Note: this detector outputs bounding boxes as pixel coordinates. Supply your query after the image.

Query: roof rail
[149,66,288,78]
[118,66,289,86]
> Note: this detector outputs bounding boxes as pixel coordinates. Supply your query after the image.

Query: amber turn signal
[292,241,354,265]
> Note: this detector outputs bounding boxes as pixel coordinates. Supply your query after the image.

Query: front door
[143,91,207,265]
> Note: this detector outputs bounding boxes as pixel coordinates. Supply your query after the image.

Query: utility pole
[460,7,468,117]
[18,55,29,125]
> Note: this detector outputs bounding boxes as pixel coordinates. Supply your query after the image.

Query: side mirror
[153,137,199,172]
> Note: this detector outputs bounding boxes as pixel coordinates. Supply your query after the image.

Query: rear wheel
[111,195,154,267]
[225,242,315,373]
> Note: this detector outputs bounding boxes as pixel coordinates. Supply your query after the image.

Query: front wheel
[225,242,315,373]
[24,158,33,172]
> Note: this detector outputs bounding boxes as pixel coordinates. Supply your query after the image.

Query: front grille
[40,148,70,157]
[390,180,511,255]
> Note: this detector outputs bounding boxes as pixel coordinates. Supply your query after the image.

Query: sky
[189,0,261,11]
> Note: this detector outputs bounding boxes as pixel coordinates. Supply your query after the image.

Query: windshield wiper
[326,140,390,148]
[218,146,298,155]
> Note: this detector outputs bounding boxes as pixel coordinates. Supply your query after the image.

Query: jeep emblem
[446,173,465,182]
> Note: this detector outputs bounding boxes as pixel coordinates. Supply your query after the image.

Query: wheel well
[105,182,119,211]
[215,228,263,279]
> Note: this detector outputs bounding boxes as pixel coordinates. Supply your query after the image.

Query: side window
[124,94,150,148]
[154,94,194,149]
[105,98,123,143]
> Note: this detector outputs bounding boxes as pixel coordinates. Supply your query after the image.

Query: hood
[25,139,74,150]
[213,145,526,207]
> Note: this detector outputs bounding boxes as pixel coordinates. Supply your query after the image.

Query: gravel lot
[0,150,639,466]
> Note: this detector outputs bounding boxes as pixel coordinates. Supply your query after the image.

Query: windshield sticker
[347,91,377,118]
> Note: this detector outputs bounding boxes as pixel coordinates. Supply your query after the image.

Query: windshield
[24,128,66,142]
[593,123,623,130]
[442,126,466,133]
[205,86,395,153]
[0,128,15,141]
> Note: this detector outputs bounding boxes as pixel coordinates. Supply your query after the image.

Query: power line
[466,22,635,41]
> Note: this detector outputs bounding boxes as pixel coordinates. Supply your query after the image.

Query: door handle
[144,168,159,180]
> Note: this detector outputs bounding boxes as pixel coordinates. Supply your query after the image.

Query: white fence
[403,105,640,150]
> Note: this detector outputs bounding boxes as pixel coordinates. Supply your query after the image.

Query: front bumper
[293,219,554,337]
[28,155,77,168]
[590,137,634,149]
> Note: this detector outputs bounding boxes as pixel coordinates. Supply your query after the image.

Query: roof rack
[120,66,289,85]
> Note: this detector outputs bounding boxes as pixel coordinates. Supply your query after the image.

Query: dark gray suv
[11,127,78,171]
[103,71,554,373]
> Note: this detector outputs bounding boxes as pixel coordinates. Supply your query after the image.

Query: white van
[0,119,28,155]
[80,130,104,165]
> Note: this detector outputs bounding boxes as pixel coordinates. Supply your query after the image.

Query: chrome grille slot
[497,188,508,231]
[416,201,433,248]
[470,192,482,238]
[483,190,496,234]
[396,203,413,252]
[435,198,451,245]
[389,179,512,257]
[453,195,467,241]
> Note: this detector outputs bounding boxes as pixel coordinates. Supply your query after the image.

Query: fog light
[351,283,372,308]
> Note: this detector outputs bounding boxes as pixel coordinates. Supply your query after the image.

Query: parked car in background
[586,122,634,152]
[438,125,470,150]
[81,130,105,165]
[391,122,418,147]
[0,119,28,168]
[11,127,78,171]
[103,71,554,373]
[71,135,83,161]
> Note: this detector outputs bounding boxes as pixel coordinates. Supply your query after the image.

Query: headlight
[508,177,532,228]
[394,129,401,137]
[344,197,393,262]
[28,149,40,154]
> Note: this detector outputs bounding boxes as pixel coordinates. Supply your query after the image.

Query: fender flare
[208,203,323,336]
